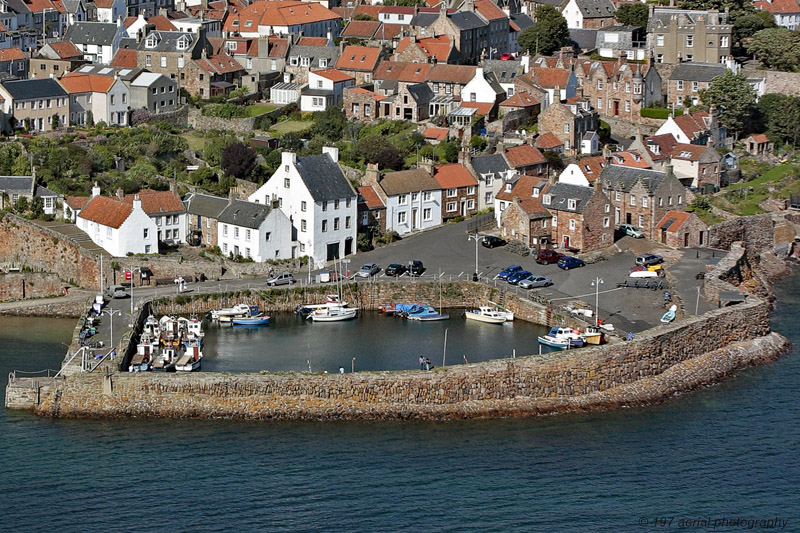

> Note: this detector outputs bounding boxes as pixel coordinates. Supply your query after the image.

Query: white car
[356,263,381,277]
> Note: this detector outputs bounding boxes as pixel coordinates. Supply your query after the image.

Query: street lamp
[127,267,142,320]
[591,277,603,326]
[100,308,121,357]
[467,232,481,281]
[351,357,356,373]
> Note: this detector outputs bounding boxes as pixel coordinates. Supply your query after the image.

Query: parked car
[481,235,506,248]
[557,256,585,270]
[356,263,381,278]
[385,263,407,277]
[409,260,425,276]
[266,273,296,286]
[499,53,515,60]
[498,265,523,280]
[507,270,533,285]
[535,249,563,265]
[635,254,664,267]
[107,285,128,299]
[619,224,645,239]
[519,275,553,289]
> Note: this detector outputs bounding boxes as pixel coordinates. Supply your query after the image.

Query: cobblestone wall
[29,297,783,420]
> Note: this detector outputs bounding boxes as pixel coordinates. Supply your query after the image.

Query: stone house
[31,42,87,79]
[335,45,383,85]
[388,82,433,122]
[667,62,726,109]
[427,63,477,101]
[628,131,677,171]
[363,164,443,236]
[744,134,773,156]
[647,7,732,64]
[600,164,690,239]
[194,52,247,97]
[434,163,478,220]
[469,152,517,212]
[0,175,61,215]
[580,57,662,121]
[503,144,548,177]
[542,180,613,252]
[561,0,616,29]
[497,176,552,247]
[134,30,212,97]
[394,35,456,64]
[285,41,340,85]
[0,78,69,132]
[654,209,709,248]
[343,86,387,121]
[183,191,228,248]
[357,183,386,234]
[537,93,598,155]
[518,67,577,110]
[670,143,721,190]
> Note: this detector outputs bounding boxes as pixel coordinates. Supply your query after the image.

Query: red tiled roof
[336,45,382,72]
[609,150,651,168]
[505,144,546,168]
[496,176,551,216]
[353,5,382,19]
[462,102,494,115]
[357,185,384,209]
[670,143,706,162]
[312,68,355,83]
[672,110,710,139]
[434,163,477,189]
[297,37,329,46]
[79,196,133,228]
[148,15,177,31]
[268,37,289,58]
[27,0,55,11]
[574,155,606,181]
[645,133,678,161]
[748,133,770,143]
[65,196,89,210]
[395,35,452,61]
[755,0,800,14]
[123,189,185,215]
[534,132,564,149]
[195,53,246,75]
[530,67,570,88]
[423,126,448,142]
[500,91,539,108]
[377,23,409,39]
[348,87,386,101]
[123,16,137,29]
[379,5,414,14]
[59,73,116,94]
[223,1,341,33]
[474,0,506,20]
[427,63,476,84]
[0,47,26,61]
[111,49,137,68]
[374,60,431,83]
[342,20,380,38]
[656,210,693,232]
[94,0,115,8]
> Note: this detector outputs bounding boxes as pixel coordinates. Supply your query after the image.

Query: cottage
[216,199,293,262]
[669,143,721,190]
[655,210,709,248]
[300,68,354,112]
[744,134,773,156]
[77,191,158,256]
[668,62,727,109]
[183,191,229,247]
[364,163,443,236]
[497,176,552,247]
[122,189,187,245]
[558,155,606,187]
[470,152,517,211]
[434,163,478,220]
[504,144,548,176]
[357,184,386,234]
[0,175,61,215]
[542,180,612,252]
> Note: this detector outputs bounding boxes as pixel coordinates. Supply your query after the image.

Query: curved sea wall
[32,297,788,420]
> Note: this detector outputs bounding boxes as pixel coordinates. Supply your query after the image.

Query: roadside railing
[8,368,59,385]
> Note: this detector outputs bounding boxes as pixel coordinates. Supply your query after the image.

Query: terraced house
[0,78,69,132]
[647,7,732,64]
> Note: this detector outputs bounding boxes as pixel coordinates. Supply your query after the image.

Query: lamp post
[127,267,142,321]
[100,308,121,356]
[467,232,481,281]
[591,277,603,326]
[695,285,701,315]
[351,357,356,374]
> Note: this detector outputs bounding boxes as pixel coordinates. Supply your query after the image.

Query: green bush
[641,107,684,120]
[201,103,249,119]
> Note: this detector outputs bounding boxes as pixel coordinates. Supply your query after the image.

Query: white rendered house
[216,199,293,262]
[248,147,357,267]
[77,189,158,256]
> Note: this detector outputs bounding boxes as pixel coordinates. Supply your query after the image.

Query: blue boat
[661,304,677,323]
[537,327,585,349]
[406,305,450,321]
[232,305,270,326]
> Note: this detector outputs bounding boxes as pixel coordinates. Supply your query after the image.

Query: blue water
[2,275,799,532]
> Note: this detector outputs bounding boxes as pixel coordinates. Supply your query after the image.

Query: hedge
[641,107,684,120]
[201,103,249,119]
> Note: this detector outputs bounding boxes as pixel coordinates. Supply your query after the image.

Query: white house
[581,131,599,155]
[755,0,800,30]
[367,166,443,235]
[59,73,130,126]
[378,6,414,25]
[299,68,354,112]
[216,199,293,262]
[248,147,357,267]
[63,21,127,64]
[460,67,505,104]
[561,0,616,29]
[94,0,126,24]
[77,188,158,256]
[557,156,606,187]
[222,1,342,38]
[121,189,187,245]
[469,153,518,211]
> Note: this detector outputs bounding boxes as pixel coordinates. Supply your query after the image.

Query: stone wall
[144,105,189,128]
[29,297,784,420]
[0,272,64,301]
[708,213,775,253]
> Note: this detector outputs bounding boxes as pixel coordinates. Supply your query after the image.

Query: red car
[535,249,563,265]
[499,53,515,61]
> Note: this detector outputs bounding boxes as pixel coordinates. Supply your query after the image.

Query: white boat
[582,326,605,345]
[159,315,182,346]
[661,304,677,323]
[211,303,252,320]
[309,305,358,322]
[296,295,349,315]
[464,306,508,324]
[129,333,157,371]
[487,301,514,321]
[152,346,177,372]
[143,314,161,338]
[538,327,586,349]
[629,270,658,278]
[175,341,203,371]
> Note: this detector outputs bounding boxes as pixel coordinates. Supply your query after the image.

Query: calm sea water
[2,276,799,532]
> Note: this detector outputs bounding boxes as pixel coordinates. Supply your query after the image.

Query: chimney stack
[132,193,142,211]
[91,182,101,197]
[364,163,380,186]
[116,187,124,200]
[322,146,339,163]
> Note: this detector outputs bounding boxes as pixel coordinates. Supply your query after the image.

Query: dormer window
[505,183,512,192]
[567,199,577,210]
[176,37,189,51]
[145,35,158,48]
[319,58,327,67]
[244,20,253,27]
[679,151,692,158]
[532,187,540,198]
[542,194,551,205]
[226,41,237,51]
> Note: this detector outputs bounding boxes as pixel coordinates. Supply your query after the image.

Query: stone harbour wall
[31,297,782,420]
[0,272,65,301]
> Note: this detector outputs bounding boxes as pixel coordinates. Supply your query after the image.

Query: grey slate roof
[482,59,521,84]
[35,184,61,198]
[510,13,534,31]
[449,11,487,30]
[64,22,120,46]
[217,199,271,229]
[575,0,615,18]
[137,31,198,52]
[294,154,356,202]
[62,0,84,14]
[3,0,31,15]
[0,176,33,194]
[542,182,594,214]
[406,82,433,103]
[669,62,727,82]
[182,192,229,218]
[1,78,67,99]
[471,153,511,176]
[287,44,340,64]
[648,8,729,31]
[600,164,666,193]
[410,13,439,27]
[569,28,598,50]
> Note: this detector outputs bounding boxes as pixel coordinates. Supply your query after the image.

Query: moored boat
[582,326,605,345]
[661,304,677,323]
[152,346,177,372]
[538,327,586,349]
[296,295,348,316]
[211,303,252,321]
[143,314,161,338]
[175,341,202,371]
[464,306,508,324]
[309,305,358,322]
[487,301,514,321]
[406,305,449,321]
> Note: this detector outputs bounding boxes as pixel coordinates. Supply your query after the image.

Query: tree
[281,131,304,152]
[470,135,487,153]
[311,106,346,141]
[517,5,570,56]
[440,141,459,163]
[747,28,800,71]
[615,3,648,28]
[732,12,775,44]
[698,71,756,138]
[221,142,257,180]
[757,94,800,147]
[51,114,59,131]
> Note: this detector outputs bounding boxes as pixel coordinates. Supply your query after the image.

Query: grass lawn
[691,208,724,226]
[727,163,800,189]
[182,132,205,153]
[269,119,313,136]
[711,162,800,216]
[245,104,277,117]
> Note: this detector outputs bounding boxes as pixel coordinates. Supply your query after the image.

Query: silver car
[356,263,381,277]
[518,275,553,289]
[266,273,296,286]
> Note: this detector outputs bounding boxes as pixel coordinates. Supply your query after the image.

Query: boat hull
[175,355,202,372]
[232,317,270,326]
[537,336,570,349]
[464,311,505,324]
[310,311,357,322]
[412,314,450,321]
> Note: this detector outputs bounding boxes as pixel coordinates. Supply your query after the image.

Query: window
[301,201,307,212]
[145,245,151,254]
[178,56,184,68]
[223,243,228,254]
[563,124,569,134]
[300,243,305,252]
[398,194,408,205]
[222,224,228,236]
[642,197,648,208]
[686,35,693,48]
[246,229,251,242]
[398,211,406,224]
[145,54,151,67]
[659,197,663,207]
[603,217,610,228]
[334,199,340,210]
[625,100,630,112]
[638,215,644,227]
[567,199,577,210]
[290,56,298,66]
[721,36,729,48]
[678,195,683,205]
[334,218,340,231]
[106,227,112,238]
[245,248,251,259]
[447,188,457,198]
[160,56,166,67]
[346,198,351,208]
[143,228,149,239]
[692,81,698,92]
[446,202,457,212]
[668,196,673,206]
[423,191,431,201]
[657,34,664,47]
[411,192,419,203]
[686,55,693,62]
[542,194,551,205]
[466,186,475,196]
[322,220,328,232]
[630,195,636,206]
[284,178,290,188]
[156,217,162,226]
[322,201,327,211]
[569,219,576,230]
[597,79,603,90]
[301,219,307,232]
[625,82,631,93]
[469,92,476,102]
[301,57,310,67]
[677,95,684,106]
[345,216,351,229]
[234,227,239,239]
[319,58,327,68]
[466,199,475,210]
[677,80,684,91]
[615,191,621,202]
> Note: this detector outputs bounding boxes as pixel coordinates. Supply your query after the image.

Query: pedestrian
[339,366,345,374]
[419,355,425,370]
[627,331,634,342]
[425,357,431,371]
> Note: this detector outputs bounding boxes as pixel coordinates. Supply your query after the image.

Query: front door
[684,232,690,247]
[326,242,340,261]
[614,101,619,116]
[626,213,632,225]
[563,235,570,249]
[661,228,667,244]
[344,237,353,256]
[412,208,418,230]
[699,230,705,245]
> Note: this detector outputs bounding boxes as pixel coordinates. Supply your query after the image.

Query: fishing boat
[175,340,203,371]
[309,305,358,322]
[158,315,182,346]
[210,303,252,321]
[406,305,449,321]
[582,326,605,345]
[129,334,157,371]
[537,327,586,349]
[232,306,270,326]
[143,314,161,338]
[464,306,508,324]
[152,346,177,372]
[487,301,514,321]
[295,295,348,316]
[661,304,677,323]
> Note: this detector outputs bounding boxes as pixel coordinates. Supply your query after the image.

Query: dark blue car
[508,271,533,285]
[557,256,585,270]
[498,266,523,280]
